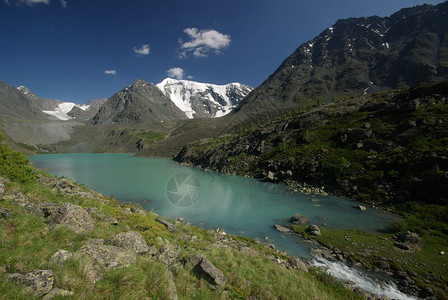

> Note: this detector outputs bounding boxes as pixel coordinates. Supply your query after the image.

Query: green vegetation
[0,127,364,299]
[0,130,36,182]
[136,131,166,144]
[292,225,448,298]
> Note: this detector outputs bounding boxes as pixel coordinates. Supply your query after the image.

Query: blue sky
[0,0,445,103]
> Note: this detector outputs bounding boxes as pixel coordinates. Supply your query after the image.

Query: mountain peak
[156,78,252,118]
[234,1,448,116]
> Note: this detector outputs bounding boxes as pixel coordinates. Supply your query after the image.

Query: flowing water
[29,153,409,298]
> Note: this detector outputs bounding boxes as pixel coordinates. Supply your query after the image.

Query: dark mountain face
[17,86,62,111]
[92,79,187,125]
[0,81,48,119]
[235,2,448,115]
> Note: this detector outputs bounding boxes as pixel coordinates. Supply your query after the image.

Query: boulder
[107,231,149,254]
[287,257,308,272]
[190,253,226,287]
[0,181,4,198]
[75,244,136,270]
[104,216,119,225]
[267,171,275,181]
[42,288,74,300]
[307,225,322,236]
[156,244,181,267]
[46,203,95,233]
[0,206,12,218]
[310,247,336,261]
[49,250,73,265]
[273,224,291,233]
[238,246,259,257]
[353,205,367,211]
[4,190,42,217]
[156,218,175,231]
[290,213,310,224]
[394,231,421,250]
[6,270,54,296]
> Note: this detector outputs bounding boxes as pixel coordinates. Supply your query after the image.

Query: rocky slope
[92,79,187,126]
[0,81,48,120]
[156,78,252,118]
[175,79,448,207]
[66,98,108,121]
[17,86,62,111]
[234,1,448,117]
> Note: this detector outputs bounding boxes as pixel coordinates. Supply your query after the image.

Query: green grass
[0,126,365,299]
[136,131,166,144]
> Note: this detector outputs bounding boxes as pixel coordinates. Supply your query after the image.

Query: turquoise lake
[29,153,398,258]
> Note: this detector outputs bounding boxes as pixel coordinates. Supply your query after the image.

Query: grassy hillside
[0,128,363,299]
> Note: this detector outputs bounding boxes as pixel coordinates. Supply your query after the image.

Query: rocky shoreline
[5,173,369,299]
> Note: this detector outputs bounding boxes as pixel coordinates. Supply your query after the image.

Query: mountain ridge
[233,1,448,117]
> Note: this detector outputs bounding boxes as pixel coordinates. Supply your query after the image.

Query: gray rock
[108,231,149,254]
[273,224,291,233]
[39,203,59,218]
[75,244,136,271]
[307,225,322,236]
[49,250,73,265]
[156,244,181,267]
[267,171,275,181]
[238,246,259,257]
[290,213,310,224]
[156,218,175,231]
[130,207,146,216]
[4,190,42,217]
[353,205,367,211]
[104,216,119,225]
[42,288,74,299]
[191,253,226,287]
[46,203,95,233]
[287,257,308,272]
[6,270,54,296]
[0,206,12,218]
[310,247,336,261]
[0,181,4,198]
[394,231,421,250]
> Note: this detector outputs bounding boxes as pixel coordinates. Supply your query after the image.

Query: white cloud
[133,44,150,56]
[187,75,194,80]
[104,70,117,75]
[3,0,10,4]
[167,67,184,80]
[19,0,50,6]
[60,0,66,8]
[179,28,231,58]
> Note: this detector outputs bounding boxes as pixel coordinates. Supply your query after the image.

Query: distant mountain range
[93,78,252,125]
[16,85,107,121]
[1,1,448,153]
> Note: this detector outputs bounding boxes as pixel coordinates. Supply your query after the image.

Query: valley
[1,1,448,299]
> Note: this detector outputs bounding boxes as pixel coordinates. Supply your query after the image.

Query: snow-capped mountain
[16,85,107,121]
[156,78,253,118]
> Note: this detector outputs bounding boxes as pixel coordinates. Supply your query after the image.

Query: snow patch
[156,78,251,118]
[42,102,90,120]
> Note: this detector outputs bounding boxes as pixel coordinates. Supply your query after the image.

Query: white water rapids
[313,258,416,300]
